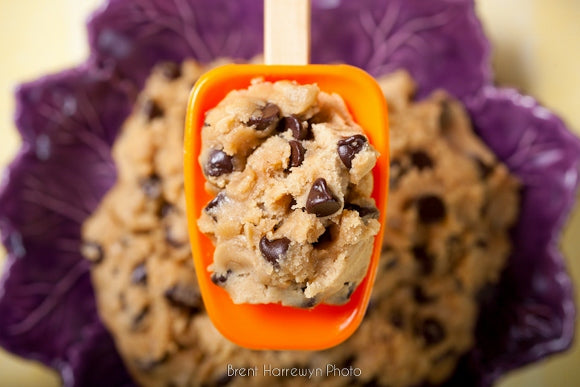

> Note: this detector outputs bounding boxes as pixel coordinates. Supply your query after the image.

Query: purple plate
[1,0,578,386]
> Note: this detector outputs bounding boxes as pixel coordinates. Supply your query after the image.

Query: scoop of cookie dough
[197,79,380,307]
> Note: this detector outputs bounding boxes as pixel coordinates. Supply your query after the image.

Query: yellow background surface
[0,0,578,386]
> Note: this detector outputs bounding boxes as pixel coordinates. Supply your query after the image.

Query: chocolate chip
[288,140,305,168]
[389,159,407,189]
[383,257,399,270]
[475,239,488,249]
[344,203,380,219]
[134,352,169,372]
[341,355,356,369]
[389,309,404,329]
[259,236,290,266]
[412,245,434,275]
[476,283,497,304]
[159,201,174,218]
[313,224,335,248]
[142,99,163,121]
[337,134,367,169]
[283,115,310,140]
[413,285,434,304]
[132,305,150,329]
[410,151,434,170]
[434,348,457,364]
[160,62,182,79]
[81,241,104,264]
[131,263,147,285]
[141,174,162,199]
[214,373,235,386]
[345,282,356,299]
[164,284,202,313]
[474,157,494,179]
[417,317,446,346]
[306,178,341,217]
[416,195,446,223]
[206,149,233,177]
[204,191,226,212]
[446,235,464,266]
[439,99,452,130]
[211,269,232,285]
[302,297,317,308]
[247,103,281,131]
[165,225,186,248]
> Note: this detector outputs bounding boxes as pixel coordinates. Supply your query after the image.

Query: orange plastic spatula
[184,0,389,350]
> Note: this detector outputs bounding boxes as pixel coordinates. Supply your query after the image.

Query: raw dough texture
[81,61,519,387]
[197,79,380,307]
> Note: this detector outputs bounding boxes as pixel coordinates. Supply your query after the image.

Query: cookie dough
[197,79,380,307]
[81,61,519,387]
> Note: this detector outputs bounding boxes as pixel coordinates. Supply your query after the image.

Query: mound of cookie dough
[197,79,380,307]
[81,60,519,387]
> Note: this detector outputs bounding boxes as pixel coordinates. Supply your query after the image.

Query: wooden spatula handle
[264,0,311,65]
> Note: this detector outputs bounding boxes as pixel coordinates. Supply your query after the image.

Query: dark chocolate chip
[417,317,446,346]
[345,282,357,299]
[165,226,186,248]
[476,283,497,304]
[389,159,407,189]
[305,178,341,217]
[344,203,380,219]
[160,62,182,80]
[205,191,226,213]
[203,121,210,127]
[132,305,150,329]
[416,195,446,223]
[141,174,162,199]
[382,257,398,271]
[159,201,174,218]
[434,348,457,364]
[131,263,147,285]
[134,352,169,372]
[247,103,281,131]
[337,135,367,169]
[211,269,232,285]
[389,309,404,329]
[288,140,305,168]
[364,298,377,318]
[259,236,291,266]
[412,245,434,275]
[341,355,356,369]
[206,149,233,177]
[446,235,464,266]
[164,284,202,313]
[381,244,393,254]
[439,99,452,130]
[283,115,310,140]
[302,297,317,308]
[412,285,434,304]
[474,157,494,179]
[410,151,434,170]
[142,99,163,121]
[313,224,334,248]
[81,241,104,264]
[214,373,235,386]
[475,239,488,249]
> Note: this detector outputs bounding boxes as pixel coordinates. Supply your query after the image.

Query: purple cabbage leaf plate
[1,0,579,386]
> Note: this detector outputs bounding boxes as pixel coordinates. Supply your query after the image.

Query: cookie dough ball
[197,79,380,307]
